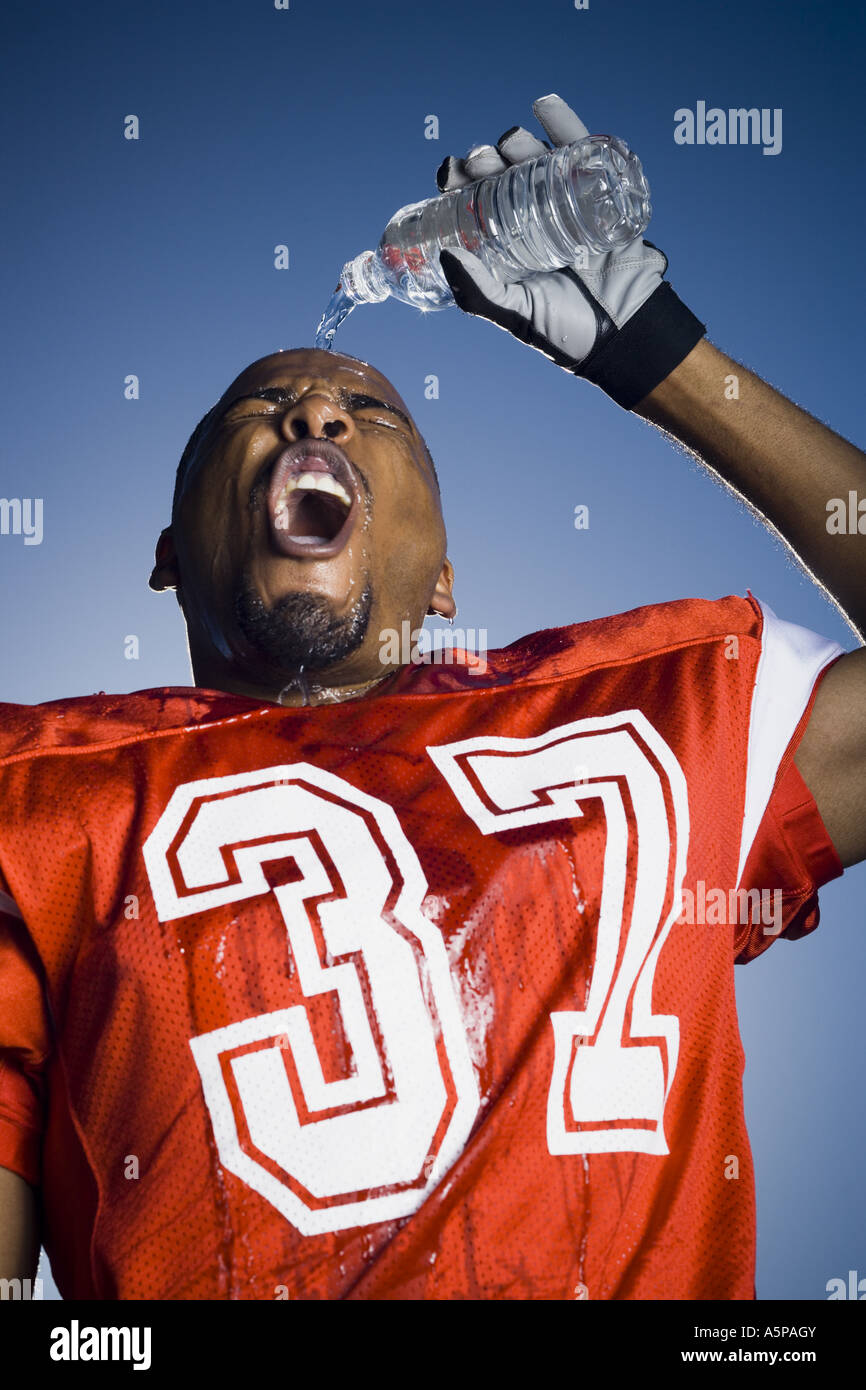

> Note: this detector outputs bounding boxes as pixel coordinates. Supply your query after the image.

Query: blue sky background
[2,0,864,1300]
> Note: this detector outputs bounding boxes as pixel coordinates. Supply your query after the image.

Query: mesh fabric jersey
[0,594,844,1300]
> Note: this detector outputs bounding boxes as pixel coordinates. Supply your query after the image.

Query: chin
[233,576,373,674]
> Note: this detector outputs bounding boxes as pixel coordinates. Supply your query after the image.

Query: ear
[149,527,180,593]
[426,557,457,621]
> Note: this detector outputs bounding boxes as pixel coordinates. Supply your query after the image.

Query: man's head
[150,348,454,702]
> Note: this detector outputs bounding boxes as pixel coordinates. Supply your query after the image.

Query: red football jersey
[0,594,844,1300]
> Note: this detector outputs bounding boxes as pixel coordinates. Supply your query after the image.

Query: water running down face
[149,348,455,705]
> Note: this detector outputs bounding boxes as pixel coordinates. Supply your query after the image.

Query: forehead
[218,350,411,415]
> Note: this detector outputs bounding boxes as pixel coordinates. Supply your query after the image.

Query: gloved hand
[436,94,706,411]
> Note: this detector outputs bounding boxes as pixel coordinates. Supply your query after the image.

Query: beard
[234,575,373,675]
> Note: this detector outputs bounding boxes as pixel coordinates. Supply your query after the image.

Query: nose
[281,393,355,444]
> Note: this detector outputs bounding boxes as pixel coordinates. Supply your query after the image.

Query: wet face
[150,349,454,700]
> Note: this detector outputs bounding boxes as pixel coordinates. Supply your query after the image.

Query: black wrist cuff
[579,281,706,411]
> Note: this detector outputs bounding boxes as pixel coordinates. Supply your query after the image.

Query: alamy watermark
[379,620,488,674]
[675,102,782,156]
[677,880,783,935]
[826,1269,866,1299]
[0,498,42,545]
[49,1320,152,1370]
[826,491,865,534]
[0,1276,43,1300]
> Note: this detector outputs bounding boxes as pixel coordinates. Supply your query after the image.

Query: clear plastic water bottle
[315,134,650,348]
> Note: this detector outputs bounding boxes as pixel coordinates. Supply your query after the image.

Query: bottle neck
[340,251,389,304]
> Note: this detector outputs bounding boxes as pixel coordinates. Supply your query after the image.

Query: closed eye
[217,389,414,433]
[354,411,401,431]
[219,404,280,427]
[344,393,413,433]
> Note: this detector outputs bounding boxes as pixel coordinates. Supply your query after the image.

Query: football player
[0,96,863,1300]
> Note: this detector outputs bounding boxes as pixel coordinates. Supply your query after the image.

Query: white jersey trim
[736,598,844,886]
[0,888,23,920]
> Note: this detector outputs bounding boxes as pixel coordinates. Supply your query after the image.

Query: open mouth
[266,443,361,559]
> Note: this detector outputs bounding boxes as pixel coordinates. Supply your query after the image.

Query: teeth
[281,472,351,507]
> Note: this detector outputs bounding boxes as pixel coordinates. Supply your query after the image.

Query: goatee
[234,577,373,673]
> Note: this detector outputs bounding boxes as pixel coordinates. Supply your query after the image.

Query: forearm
[634,338,866,639]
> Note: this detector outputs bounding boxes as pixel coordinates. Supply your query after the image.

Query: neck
[186,619,408,706]
[189,654,401,707]
[274,668,400,707]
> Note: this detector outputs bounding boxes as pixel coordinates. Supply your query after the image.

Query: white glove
[436,94,706,411]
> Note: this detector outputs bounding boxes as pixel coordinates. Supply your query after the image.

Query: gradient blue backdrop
[2,0,864,1301]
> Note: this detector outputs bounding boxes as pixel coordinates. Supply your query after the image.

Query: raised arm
[633,338,866,868]
[635,337,866,640]
[435,94,866,870]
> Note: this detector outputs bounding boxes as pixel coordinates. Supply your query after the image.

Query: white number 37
[143,712,688,1235]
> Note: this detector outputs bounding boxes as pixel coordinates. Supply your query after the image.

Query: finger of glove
[436,143,508,191]
[436,155,472,191]
[437,126,544,191]
[532,93,590,146]
[497,125,550,163]
[439,247,529,320]
[437,97,585,192]
[463,143,510,180]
